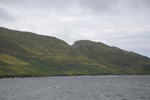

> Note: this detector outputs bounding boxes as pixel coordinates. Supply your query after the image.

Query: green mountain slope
[72,40,150,74]
[0,27,150,78]
[0,27,116,78]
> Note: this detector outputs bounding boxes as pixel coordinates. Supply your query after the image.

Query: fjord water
[0,75,150,100]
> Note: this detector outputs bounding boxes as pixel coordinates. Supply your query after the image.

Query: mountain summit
[0,27,150,78]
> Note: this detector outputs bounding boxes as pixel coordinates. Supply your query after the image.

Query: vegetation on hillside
[72,40,150,74]
[0,27,150,78]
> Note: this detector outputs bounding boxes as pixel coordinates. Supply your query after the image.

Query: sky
[0,0,150,57]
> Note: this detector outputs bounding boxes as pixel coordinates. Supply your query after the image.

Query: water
[0,75,150,100]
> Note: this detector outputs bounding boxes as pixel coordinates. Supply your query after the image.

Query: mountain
[72,40,150,74]
[0,27,150,78]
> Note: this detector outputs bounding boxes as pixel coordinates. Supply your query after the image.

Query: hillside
[72,40,150,74]
[0,27,150,78]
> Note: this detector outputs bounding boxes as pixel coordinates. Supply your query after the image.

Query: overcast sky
[0,0,150,57]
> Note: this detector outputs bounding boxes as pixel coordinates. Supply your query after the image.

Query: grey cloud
[79,0,118,13]
[78,0,150,16]
[0,0,149,57]
[1,0,149,16]
[140,0,150,8]
[0,0,77,11]
[0,7,14,22]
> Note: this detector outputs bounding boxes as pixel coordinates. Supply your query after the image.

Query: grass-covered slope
[0,27,116,78]
[72,40,150,74]
[0,27,150,78]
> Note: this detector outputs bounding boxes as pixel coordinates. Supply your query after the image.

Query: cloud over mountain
[0,0,150,57]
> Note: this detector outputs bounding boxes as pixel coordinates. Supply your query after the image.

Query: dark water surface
[0,75,150,100]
